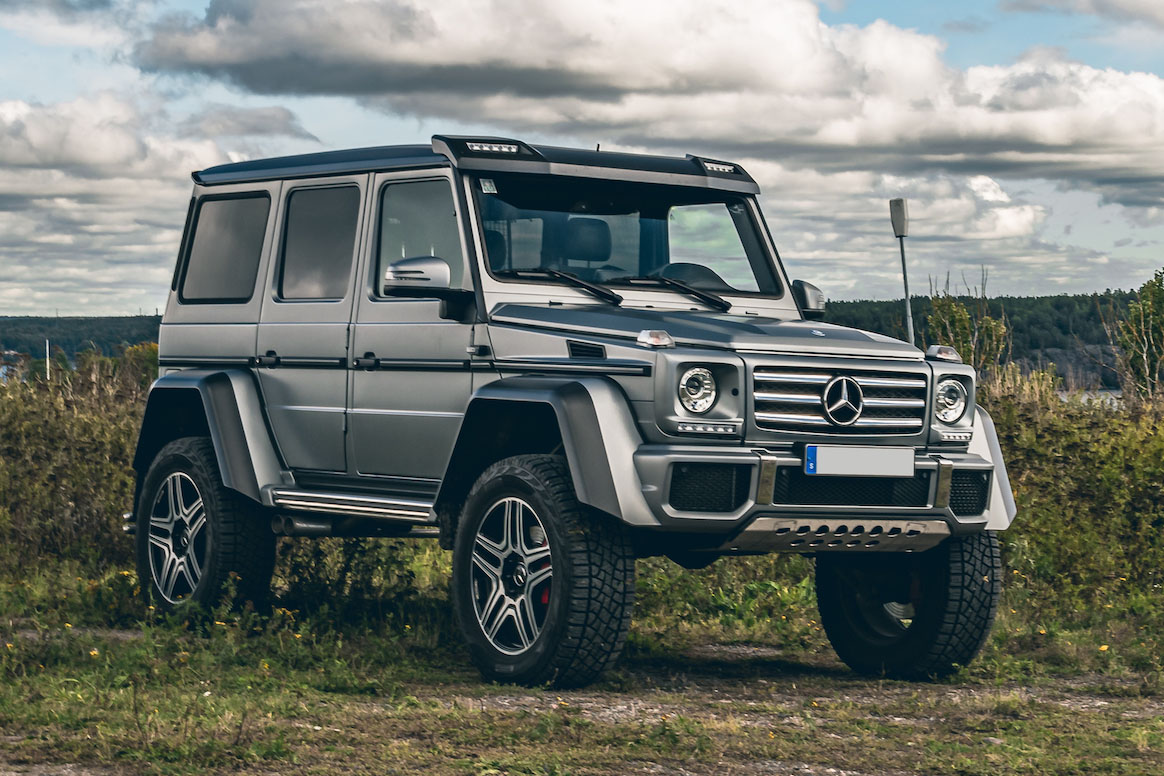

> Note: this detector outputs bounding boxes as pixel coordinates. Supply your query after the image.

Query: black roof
[193,136,758,193]
[194,144,443,185]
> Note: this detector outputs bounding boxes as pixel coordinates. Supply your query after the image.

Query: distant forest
[0,291,1133,386]
[0,316,161,360]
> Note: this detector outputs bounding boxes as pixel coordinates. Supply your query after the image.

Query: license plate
[804,445,915,477]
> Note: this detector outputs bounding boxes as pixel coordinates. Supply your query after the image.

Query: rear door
[348,170,475,482]
[255,176,368,473]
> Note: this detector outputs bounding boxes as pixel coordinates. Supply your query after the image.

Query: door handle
[252,350,280,367]
[352,352,380,370]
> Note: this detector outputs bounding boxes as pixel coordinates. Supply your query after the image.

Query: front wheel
[815,531,1001,679]
[135,436,275,611]
[452,455,635,688]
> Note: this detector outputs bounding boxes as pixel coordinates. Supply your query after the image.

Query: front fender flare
[969,406,1018,530]
[434,375,656,526]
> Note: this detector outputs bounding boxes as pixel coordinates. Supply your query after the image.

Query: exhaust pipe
[271,514,333,537]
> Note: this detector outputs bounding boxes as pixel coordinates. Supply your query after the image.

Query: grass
[3,345,1164,772]
[2,610,1162,775]
[2,554,1163,775]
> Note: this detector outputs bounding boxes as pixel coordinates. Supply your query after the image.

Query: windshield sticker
[480,178,497,194]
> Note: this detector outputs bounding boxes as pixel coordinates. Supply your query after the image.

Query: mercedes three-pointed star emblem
[822,375,864,426]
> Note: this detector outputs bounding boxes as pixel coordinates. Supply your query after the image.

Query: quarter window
[180,194,270,303]
[377,179,465,292]
[278,186,361,300]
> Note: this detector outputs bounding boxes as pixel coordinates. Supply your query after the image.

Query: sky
[3,0,1164,315]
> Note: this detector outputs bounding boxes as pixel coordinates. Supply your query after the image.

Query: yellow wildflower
[89,648,99,658]
[1099,645,1109,652]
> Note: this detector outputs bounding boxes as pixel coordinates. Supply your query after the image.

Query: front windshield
[473,173,782,297]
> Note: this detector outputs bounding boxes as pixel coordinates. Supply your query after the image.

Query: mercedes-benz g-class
[130,136,1016,687]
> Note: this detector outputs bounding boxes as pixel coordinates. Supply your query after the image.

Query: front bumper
[632,445,994,551]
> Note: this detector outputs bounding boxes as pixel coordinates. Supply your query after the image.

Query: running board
[270,488,433,523]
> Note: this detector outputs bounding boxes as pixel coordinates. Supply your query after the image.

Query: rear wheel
[815,531,1001,678]
[452,455,634,688]
[135,436,275,610]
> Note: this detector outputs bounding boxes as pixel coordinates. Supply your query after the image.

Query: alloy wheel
[470,497,554,655]
[147,471,207,603]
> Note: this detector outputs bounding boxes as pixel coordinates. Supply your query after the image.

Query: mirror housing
[792,280,826,320]
[382,256,452,295]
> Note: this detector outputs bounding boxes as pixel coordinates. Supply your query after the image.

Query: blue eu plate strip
[805,445,818,474]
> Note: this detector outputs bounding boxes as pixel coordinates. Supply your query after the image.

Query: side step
[269,488,436,538]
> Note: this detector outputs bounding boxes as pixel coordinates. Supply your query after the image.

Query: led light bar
[938,429,973,443]
[704,161,736,174]
[677,422,737,434]
[466,142,520,154]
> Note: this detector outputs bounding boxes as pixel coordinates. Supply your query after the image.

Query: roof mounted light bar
[691,156,744,177]
[432,135,542,165]
[466,141,519,154]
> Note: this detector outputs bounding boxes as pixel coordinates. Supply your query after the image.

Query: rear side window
[180,194,270,303]
[278,186,361,300]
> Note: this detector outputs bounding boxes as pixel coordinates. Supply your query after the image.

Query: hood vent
[568,340,606,360]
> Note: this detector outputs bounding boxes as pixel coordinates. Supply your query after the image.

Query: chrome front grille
[753,368,928,435]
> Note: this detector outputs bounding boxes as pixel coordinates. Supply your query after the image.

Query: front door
[256,176,367,473]
[348,171,475,483]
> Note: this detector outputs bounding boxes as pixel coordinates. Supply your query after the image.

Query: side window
[279,186,361,300]
[377,179,465,291]
[180,194,270,303]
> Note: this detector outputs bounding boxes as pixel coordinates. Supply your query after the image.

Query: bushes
[0,374,142,571]
[1,343,1163,671]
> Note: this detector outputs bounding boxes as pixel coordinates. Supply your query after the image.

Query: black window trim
[273,181,363,304]
[177,190,272,306]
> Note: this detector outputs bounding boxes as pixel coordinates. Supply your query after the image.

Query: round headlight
[679,367,717,414]
[934,378,969,424]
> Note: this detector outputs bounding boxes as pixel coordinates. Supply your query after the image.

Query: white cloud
[131,1,1164,211]
[0,94,229,315]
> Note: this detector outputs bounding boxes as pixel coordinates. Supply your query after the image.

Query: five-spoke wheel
[146,472,208,603]
[452,454,634,687]
[135,437,274,611]
[470,497,554,654]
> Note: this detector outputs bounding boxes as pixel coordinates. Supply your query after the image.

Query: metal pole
[45,339,49,381]
[898,236,915,346]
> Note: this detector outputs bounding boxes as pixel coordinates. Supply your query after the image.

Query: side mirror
[792,280,826,320]
[382,256,451,296]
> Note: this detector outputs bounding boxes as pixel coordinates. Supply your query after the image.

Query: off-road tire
[452,454,635,688]
[135,436,275,611]
[815,531,1001,679]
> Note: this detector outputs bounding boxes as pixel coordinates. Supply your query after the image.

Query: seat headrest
[564,218,611,265]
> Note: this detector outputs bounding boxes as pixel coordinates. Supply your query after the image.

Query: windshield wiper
[614,276,732,312]
[495,268,623,306]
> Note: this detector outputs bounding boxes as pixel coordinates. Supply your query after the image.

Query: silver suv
[130,136,1016,687]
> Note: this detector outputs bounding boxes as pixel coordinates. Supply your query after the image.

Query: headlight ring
[934,378,969,424]
[678,367,717,414]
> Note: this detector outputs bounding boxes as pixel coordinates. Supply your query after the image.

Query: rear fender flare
[133,369,283,504]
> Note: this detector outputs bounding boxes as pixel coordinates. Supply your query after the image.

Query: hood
[490,304,922,360]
